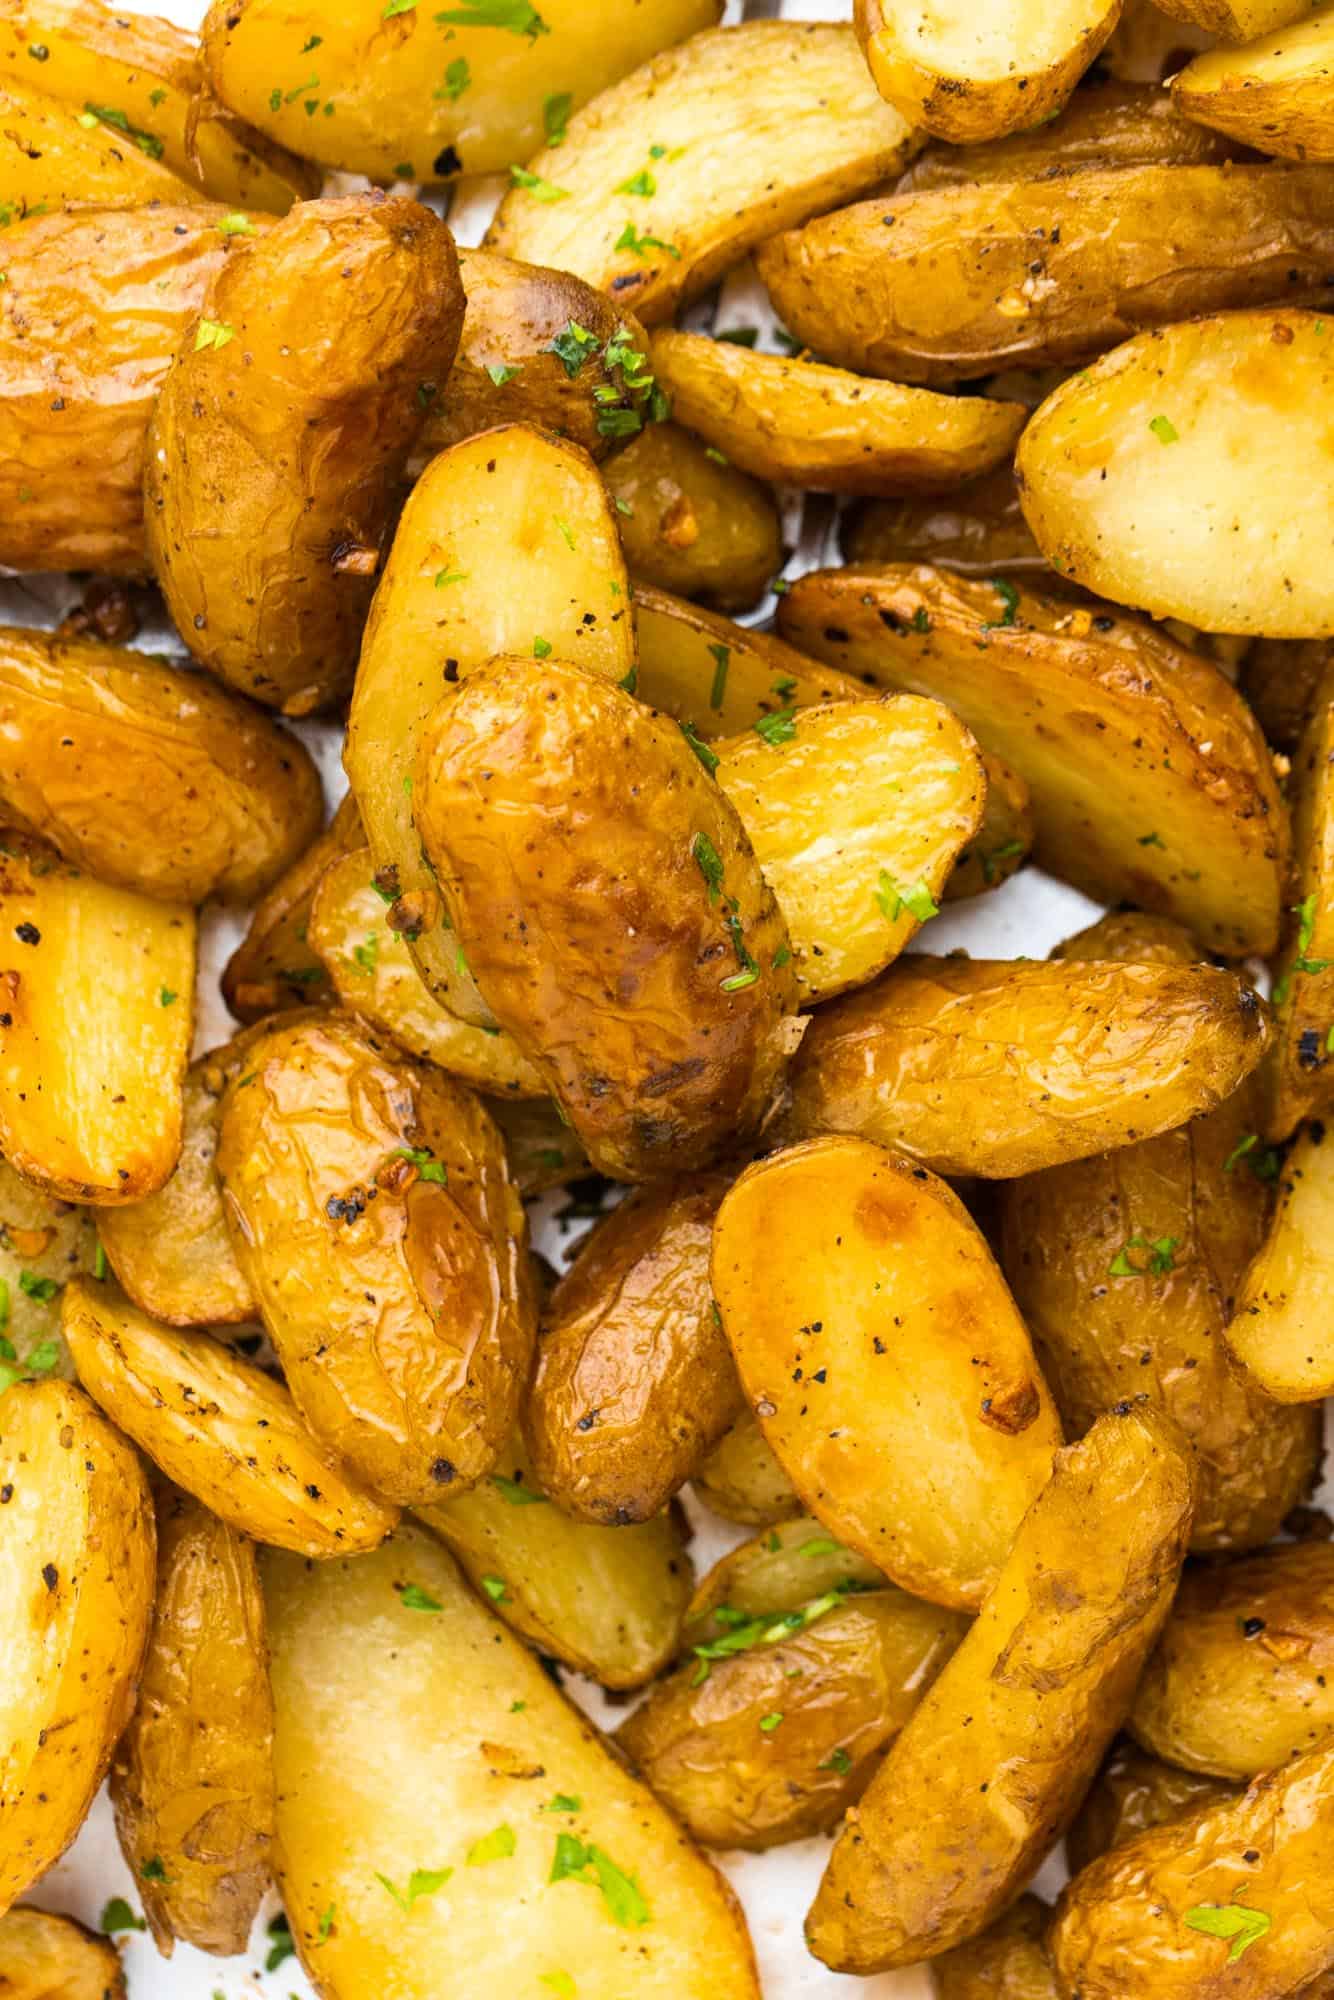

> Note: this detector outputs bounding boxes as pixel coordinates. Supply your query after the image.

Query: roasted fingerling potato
[1174,12,1334,162]
[1154,0,1318,35]
[0,1155,97,1387]
[944,750,1035,901]
[0,1904,128,1999]
[221,791,363,1023]
[632,584,863,737]
[1226,1118,1334,1400]
[685,1515,887,1640]
[0,71,208,212]
[840,467,1051,578]
[1263,664,1334,1139]
[927,1896,1059,2000]
[602,420,782,613]
[692,1407,803,1527]
[1065,1738,1240,1875]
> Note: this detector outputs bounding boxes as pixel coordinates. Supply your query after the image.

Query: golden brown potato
[0,1905,127,2000]
[945,750,1034,901]
[841,467,1051,578]
[1175,14,1334,162]
[1051,908,1211,966]
[604,421,781,613]
[1067,1739,1239,1875]
[693,1408,802,1527]
[1156,0,1315,34]
[221,792,362,1023]
[485,21,919,325]
[145,194,465,715]
[1016,309,1334,637]
[634,583,861,737]
[714,1137,1062,1611]
[264,1526,760,1996]
[756,165,1334,386]
[778,564,1288,955]
[685,1515,887,1642]
[785,956,1271,1179]
[1242,638,1330,752]
[415,656,798,1181]
[929,1898,1058,2000]
[217,1012,535,1504]
[0,1155,96,1386]
[0,1378,155,1914]
[1227,1121,1334,1399]
[0,72,206,211]
[487,1097,590,1199]
[61,1278,398,1557]
[0,831,194,1205]
[618,1589,965,1850]
[807,1405,1195,1974]
[110,1487,273,1956]
[1264,669,1334,1139]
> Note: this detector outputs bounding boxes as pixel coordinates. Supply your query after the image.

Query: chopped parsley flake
[1109,1234,1179,1279]
[1150,415,1180,444]
[753,706,797,747]
[375,1866,452,1911]
[194,318,235,352]
[543,92,572,143]
[399,1584,443,1613]
[435,0,549,33]
[1183,1904,1270,1961]
[467,1824,516,1866]
[679,720,719,775]
[510,165,569,203]
[691,831,724,903]
[874,873,939,924]
[549,1835,650,1929]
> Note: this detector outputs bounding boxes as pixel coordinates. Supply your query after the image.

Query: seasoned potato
[0,1905,127,1999]
[146,194,465,716]
[1175,14,1334,162]
[0,1156,96,1386]
[0,1378,155,1914]
[415,657,797,1182]
[1052,908,1211,966]
[928,1897,1058,2000]
[807,1406,1195,1974]
[1156,0,1315,34]
[634,584,861,737]
[1242,638,1330,751]
[1067,1739,1238,1874]
[1103,0,1215,78]
[0,73,206,211]
[693,1408,801,1527]
[603,422,781,613]
[1016,309,1334,636]
[110,1487,273,1956]
[714,1137,1062,1611]
[488,1098,590,1199]
[1265,669,1334,1138]
[784,956,1271,1179]
[685,1514,887,1641]
[649,332,1027,497]
[841,467,1051,578]
[202,0,722,184]
[0,831,194,1204]
[222,793,362,1023]
[778,564,1288,955]
[419,1435,690,1690]
[1227,1121,1334,1398]
[854,0,1122,142]
[485,22,920,325]
[263,1527,761,1997]
[713,695,985,1004]
[945,751,1034,901]
[61,1278,398,1557]
[217,1012,535,1504]
[618,1589,964,1850]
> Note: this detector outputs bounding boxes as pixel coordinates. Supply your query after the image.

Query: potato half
[1264,667,1334,1138]
[684,1515,887,1640]
[692,1409,802,1527]
[0,1155,96,1385]
[1242,638,1331,752]
[1227,1121,1334,1398]
[929,1897,1058,2000]
[945,751,1034,901]
[1066,1739,1238,1874]
[604,421,781,613]
[1174,13,1334,162]
[633,584,861,737]
[1154,0,1316,35]
[841,468,1050,579]
[0,72,206,210]
[222,793,362,1023]
[0,1904,127,1999]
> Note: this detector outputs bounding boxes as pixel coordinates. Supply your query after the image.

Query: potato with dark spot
[1066,1739,1238,1874]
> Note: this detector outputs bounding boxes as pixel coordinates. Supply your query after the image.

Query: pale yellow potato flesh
[0,1155,96,1384]
[1175,11,1334,160]
[692,1407,802,1526]
[1227,1122,1334,1400]
[685,1515,887,1640]
[633,584,863,736]
[0,72,206,212]
[1263,665,1334,1138]
[946,749,1034,899]
[1155,0,1316,35]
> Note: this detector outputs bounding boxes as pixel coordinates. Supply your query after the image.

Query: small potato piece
[714,695,985,1004]
[1051,908,1211,965]
[488,1098,590,1198]
[1175,14,1334,162]
[0,1905,127,2000]
[1017,309,1334,637]
[218,1013,535,1504]
[418,1435,691,1690]
[485,22,919,325]
[778,565,1288,955]
[0,833,194,1205]
[61,1278,398,1557]
[1227,1122,1334,1398]
[0,628,322,904]
[854,0,1122,142]
[110,1487,273,1956]
[693,1408,801,1527]
[0,73,204,211]
[604,422,781,613]
[714,1137,1062,1611]
[841,467,1050,577]
[929,1897,1057,2000]
[944,750,1034,901]
[785,956,1270,1180]
[1066,1740,1239,1874]
[807,1405,1195,1974]
[263,1526,760,1997]
[1242,638,1330,751]
[0,1157,96,1383]
[686,1515,887,1642]
[634,585,862,737]
[1156,0,1316,34]
[1104,0,1214,78]
[145,194,465,716]
[415,657,797,1181]
[650,332,1027,498]
[1265,670,1334,1138]
[618,1590,964,1849]
[0,1378,155,1913]
[222,793,362,1023]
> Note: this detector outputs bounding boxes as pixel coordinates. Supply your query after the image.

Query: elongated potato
[0,1905,127,1999]
[1017,309,1334,637]
[1068,1740,1238,1874]
[928,1897,1058,2000]
[0,832,194,1204]
[634,584,861,737]
[146,194,464,715]
[222,793,362,1023]
[604,422,781,613]
[264,1526,761,1997]
[945,751,1034,901]
[489,1097,590,1198]
[807,1406,1195,1973]
[778,565,1288,955]
[842,467,1050,578]
[1157,0,1316,34]
[110,1487,273,1956]
[418,1435,690,1690]
[714,1138,1062,1611]
[1052,907,1211,966]
[0,1155,96,1386]
[1227,1122,1334,1398]
[714,695,984,1004]
[485,22,920,325]
[685,1515,887,1642]
[1265,669,1334,1138]
[0,1378,155,1914]
[1175,14,1334,162]
[61,1279,397,1557]
[785,956,1271,1179]
[0,73,205,212]
[693,1408,801,1527]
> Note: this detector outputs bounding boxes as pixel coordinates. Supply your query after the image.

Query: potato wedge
[110,1486,273,1957]
[807,1405,1195,1973]
[1017,309,1334,636]
[1227,1121,1334,1398]
[0,72,205,212]
[944,750,1034,900]
[649,332,1027,498]
[685,1515,887,1642]
[713,695,985,1004]
[1242,638,1330,751]
[604,421,781,613]
[1066,1740,1239,1874]
[1264,669,1334,1138]
[692,1409,801,1527]
[1175,14,1334,161]
[928,1897,1058,2000]
[222,793,362,1023]
[0,1377,155,1914]
[714,1137,1062,1611]
[0,832,194,1205]
[489,1098,590,1199]
[1155,0,1315,34]
[485,21,919,325]
[217,1012,535,1503]
[146,194,464,716]
[263,1525,760,1996]
[842,467,1051,578]
[202,0,721,185]
[633,584,861,736]
[418,1434,690,1690]
[0,1905,127,1999]
[618,1589,964,1850]
[778,564,1288,955]
[0,1156,96,1386]
[854,0,1122,142]
[61,1278,398,1557]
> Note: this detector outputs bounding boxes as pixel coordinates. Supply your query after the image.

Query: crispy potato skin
[415,657,798,1181]
[0,1379,156,1915]
[217,1013,535,1503]
[222,793,363,1023]
[807,1406,1196,1974]
[841,467,1051,578]
[693,1407,802,1526]
[110,1487,273,1957]
[605,421,781,612]
[145,194,465,715]
[1174,17,1334,163]
[0,1905,128,2000]
[0,1156,96,1383]
[633,584,863,738]
[1066,1739,1238,1875]
[1265,671,1334,1138]
[1226,1121,1334,1399]
[928,1896,1058,2000]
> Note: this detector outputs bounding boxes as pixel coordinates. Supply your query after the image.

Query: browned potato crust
[1174,15,1334,163]
[0,1156,96,1385]
[945,750,1034,901]
[841,467,1051,578]
[222,792,363,1023]
[110,1487,273,1956]
[1264,667,1334,1139]
[604,421,781,613]
[0,1904,127,1999]
[1242,638,1331,752]
[928,1897,1058,2000]
[146,194,464,715]
[1066,1739,1239,1875]
[1226,1120,1334,1399]
[807,1406,1195,1974]
[693,1408,802,1526]
[634,584,862,737]
[0,71,206,210]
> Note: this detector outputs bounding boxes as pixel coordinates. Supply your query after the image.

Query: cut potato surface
[0,1903,127,1998]
[1227,1121,1334,1399]
[0,72,206,210]
[633,584,862,737]
[1174,13,1334,161]
[1263,667,1334,1138]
